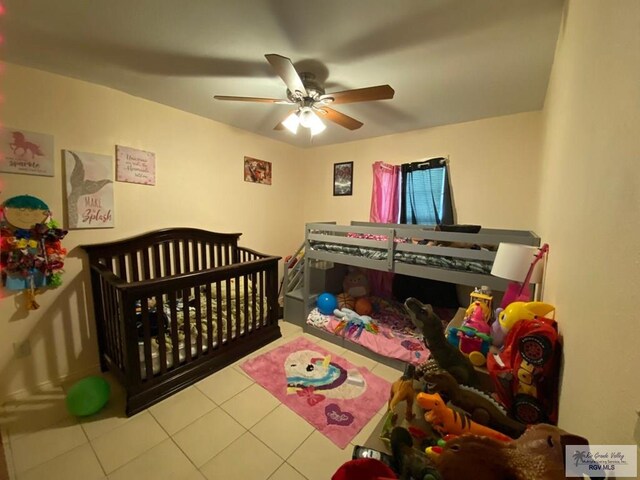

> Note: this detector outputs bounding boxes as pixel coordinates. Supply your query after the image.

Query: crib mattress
[138,282,267,378]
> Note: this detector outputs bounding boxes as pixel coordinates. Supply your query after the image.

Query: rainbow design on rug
[285,350,366,399]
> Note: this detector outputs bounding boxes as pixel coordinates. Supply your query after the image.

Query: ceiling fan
[214,54,395,135]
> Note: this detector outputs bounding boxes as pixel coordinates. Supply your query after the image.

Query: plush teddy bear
[342,267,370,298]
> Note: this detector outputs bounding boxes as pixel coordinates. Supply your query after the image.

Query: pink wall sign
[116,145,156,185]
[0,127,55,176]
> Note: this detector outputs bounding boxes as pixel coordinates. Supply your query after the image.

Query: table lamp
[491,242,549,308]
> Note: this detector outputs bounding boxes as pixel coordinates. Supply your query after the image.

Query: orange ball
[337,293,355,310]
[354,297,373,316]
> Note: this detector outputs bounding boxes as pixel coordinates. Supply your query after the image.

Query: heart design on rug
[325,403,354,426]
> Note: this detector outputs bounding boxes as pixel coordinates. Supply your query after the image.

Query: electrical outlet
[13,340,31,358]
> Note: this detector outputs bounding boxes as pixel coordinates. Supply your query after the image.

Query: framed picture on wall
[64,150,114,229]
[333,161,353,196]
[0,127,55,176]
[244,156,272,185]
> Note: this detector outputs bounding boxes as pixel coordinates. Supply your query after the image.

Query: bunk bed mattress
[307,297,430,365]
[309,242,492,274]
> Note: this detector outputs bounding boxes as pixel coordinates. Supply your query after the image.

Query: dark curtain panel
[400,157,453,225]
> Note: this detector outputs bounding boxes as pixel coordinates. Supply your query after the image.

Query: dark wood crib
[82,228,281,415]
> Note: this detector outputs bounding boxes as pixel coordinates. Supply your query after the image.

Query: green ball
[66,376,111,416]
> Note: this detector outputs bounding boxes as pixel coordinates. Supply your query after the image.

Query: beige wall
[537,0,640,444]
[303,111,543,230]
[0,63,304,399]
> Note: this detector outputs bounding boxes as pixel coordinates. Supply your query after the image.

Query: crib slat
[243,274,249,336]
[142,248,151,280]
[152,244,162,279]
[193,240,201,272]
[215,281,223,346]
[215,244,222,268]
[118,254,127,282]
[168,291,180,369]
[183,240,191,274]
[113,286,124,369]
[205,283,214,352]
[194,284,203,358]
[225,279,232,342]
[251,273,258,333]
[182,288,192,362]
[100,280,115,365]
[131,251,140,282]
[108,283,121,365]
[260,270,265,328]
[173,240,181,275]
[156,293,168,375]
[235,275,241,337]
[140,299,154,380]
[162,242,172,277]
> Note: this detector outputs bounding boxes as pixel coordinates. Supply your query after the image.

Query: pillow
[436,224,482,233]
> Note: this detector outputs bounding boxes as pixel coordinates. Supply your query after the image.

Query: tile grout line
[10,415,89,477]
[166,436,204,478]
[147,392,217,438]
[89,411,169,476]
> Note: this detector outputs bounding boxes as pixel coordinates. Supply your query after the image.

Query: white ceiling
[2,0,564,148]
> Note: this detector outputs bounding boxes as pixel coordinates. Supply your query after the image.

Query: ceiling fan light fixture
[298,107,326,135]
[309,116,326,136]
[282,111,300,134]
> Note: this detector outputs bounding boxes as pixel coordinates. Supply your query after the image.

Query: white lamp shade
[309,115,326,135]
[282,112,300,134]
[491,243,544,283]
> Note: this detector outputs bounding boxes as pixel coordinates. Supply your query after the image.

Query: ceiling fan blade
[214,95,292,104]
[322,85,395,105]
[265,54,307,96]
[319,107,364,130]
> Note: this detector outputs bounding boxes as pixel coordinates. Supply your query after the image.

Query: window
[400,158,453,225]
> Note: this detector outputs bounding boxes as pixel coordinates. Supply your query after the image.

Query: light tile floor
[0,320,401,480]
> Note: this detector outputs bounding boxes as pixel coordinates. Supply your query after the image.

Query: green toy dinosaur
[422,367,526,438]
[404,298,481,390]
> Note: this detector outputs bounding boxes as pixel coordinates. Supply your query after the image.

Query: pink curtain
[368,162,400,298]
[369,161,400,223]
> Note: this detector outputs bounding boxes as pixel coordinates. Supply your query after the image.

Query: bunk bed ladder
[282,242,307,325]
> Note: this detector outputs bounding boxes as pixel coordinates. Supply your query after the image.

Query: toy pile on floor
[336,287,598,480]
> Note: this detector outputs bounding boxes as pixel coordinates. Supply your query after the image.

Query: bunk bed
[82,228,280,415]
[298,222,540,368]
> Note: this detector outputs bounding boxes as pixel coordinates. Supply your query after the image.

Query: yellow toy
[416,392,512,442]
[491,301,555,347]
[465,286,493,322]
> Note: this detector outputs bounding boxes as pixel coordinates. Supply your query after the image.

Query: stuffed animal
[434,424,591,480]
[390,427,442,480]
[343,267,370,298]
[416,392,512,442]
[333,308,378,339]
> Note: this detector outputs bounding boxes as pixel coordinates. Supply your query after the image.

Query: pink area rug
[241,337,391,449]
